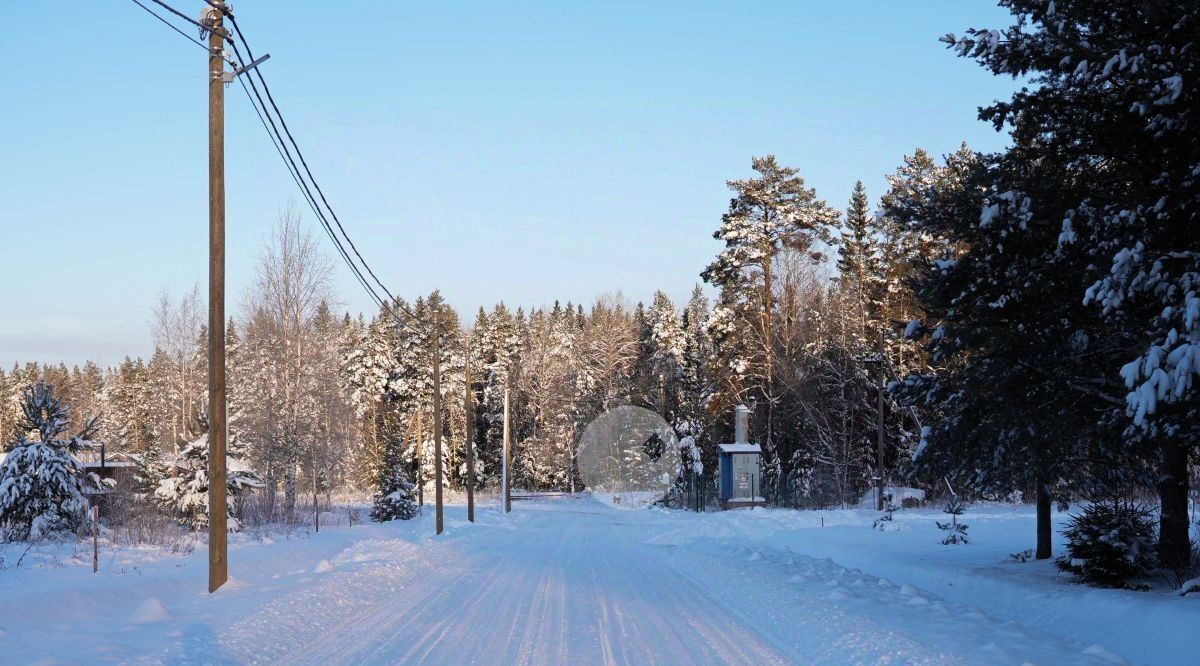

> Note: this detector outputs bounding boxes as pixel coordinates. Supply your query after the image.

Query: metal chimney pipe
[735,405,750,445]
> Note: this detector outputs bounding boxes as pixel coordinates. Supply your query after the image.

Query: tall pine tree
[944,0,1200,566]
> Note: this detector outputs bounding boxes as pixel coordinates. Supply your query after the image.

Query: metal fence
[672,474,719,512]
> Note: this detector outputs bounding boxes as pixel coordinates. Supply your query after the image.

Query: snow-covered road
[233,506,795,665]
[3,499,1130,664]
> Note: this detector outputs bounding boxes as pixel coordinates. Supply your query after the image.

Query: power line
[219,10,430,328]
[225,43,426,328]
[233,70,386,313]
[147,0,212,35]
[226,38,387,313]
[130,0,428,328]
[126,0,384,314]
[127,0,232,64]
[224,12,409,314]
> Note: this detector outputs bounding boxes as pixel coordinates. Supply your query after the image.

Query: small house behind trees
[79,443,138,508]
[717,405,763,509]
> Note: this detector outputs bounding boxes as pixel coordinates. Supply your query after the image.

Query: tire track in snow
[228,538,458,664]
[155,502,1126,665]
[281,534,518,665]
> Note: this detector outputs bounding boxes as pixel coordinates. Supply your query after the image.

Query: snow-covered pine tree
[644,289,713,490]
[390,297,435,492]
[701,156,841,492]
[878,146,972,381]
[941,0,1200,571]
[886,139,1118,560]
[0,382,105,541]
[146,347,182,456]
[295,300,357,506]
[154,412,262,531]
[371,433,419,521]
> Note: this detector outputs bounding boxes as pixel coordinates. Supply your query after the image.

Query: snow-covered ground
[2,498,1195,664]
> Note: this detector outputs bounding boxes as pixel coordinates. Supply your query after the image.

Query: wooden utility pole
[502,387,511,513]
[91,505,99,574]
[464,337,475,523]
[876,329,886,511]
[312,470,320,533]
[416,411,424,507]
[206,2,229,594]
[433,311,444,535]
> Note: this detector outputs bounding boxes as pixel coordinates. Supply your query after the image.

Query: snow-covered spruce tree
[701,156,840,500]
[371,434,419,521]
[473,303,524,488]
[646,291,687,404]
[677,287,717,475]
[131,444,173,501]
[887,141,1118,560]
[343,312,399,488]
[644,289,718,489]
[836,181,887,341]
[1055,497,1156,588]
[519,302,581,491]
[299,301,357,505]
[936,493,969,545]
[945,0,1200,569]
[0,382,104,541]
[385,293,467,494]
[154,412,262,531]
[0,367,13,444]
[103,356,159,453]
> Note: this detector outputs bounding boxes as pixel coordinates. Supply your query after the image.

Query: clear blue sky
[0,1,1018,368]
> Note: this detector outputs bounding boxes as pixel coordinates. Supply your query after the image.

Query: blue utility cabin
[717,405,764,509]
